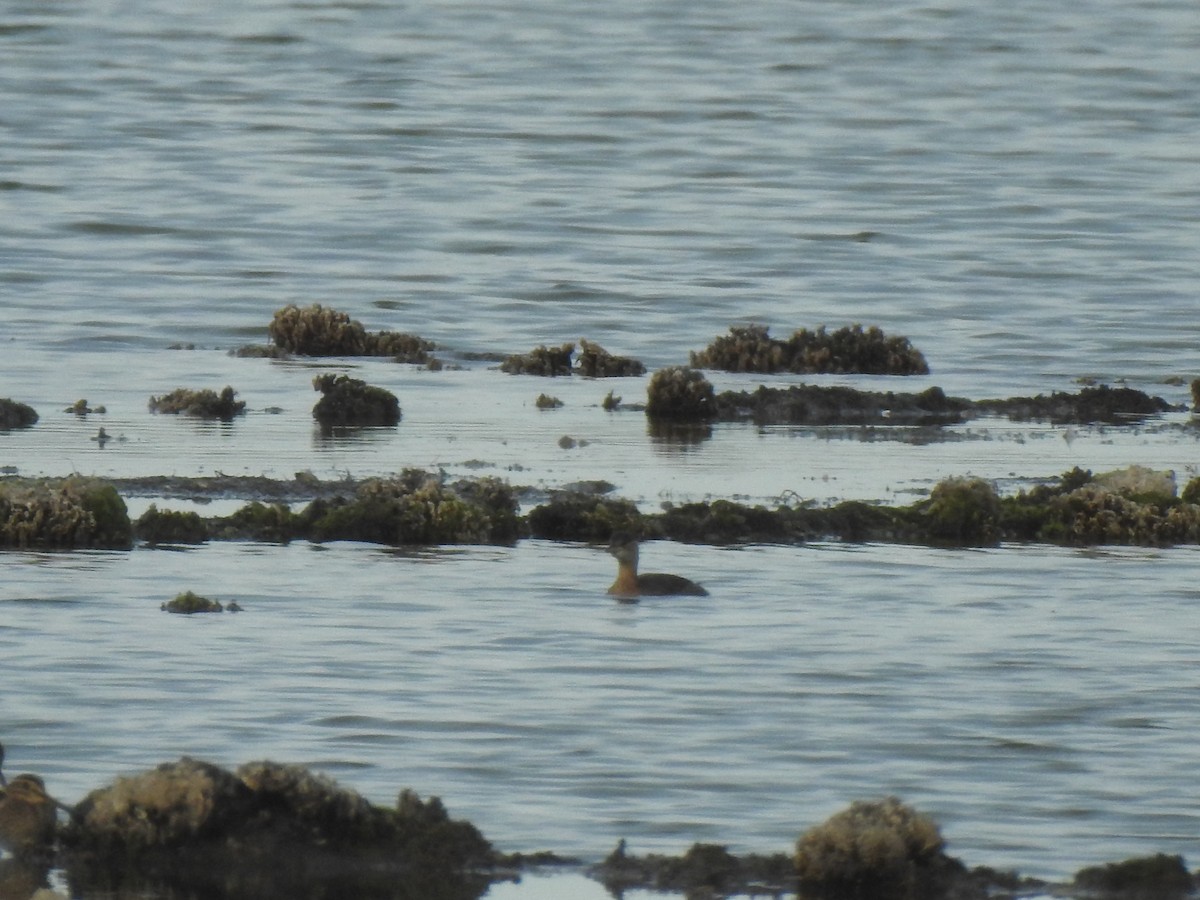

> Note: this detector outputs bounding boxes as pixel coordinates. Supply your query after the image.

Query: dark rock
[691,324,929,375]
[312,374,401,428]
[149,386,246,420]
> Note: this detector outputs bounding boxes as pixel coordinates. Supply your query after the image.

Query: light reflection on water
[2,539,1197,883]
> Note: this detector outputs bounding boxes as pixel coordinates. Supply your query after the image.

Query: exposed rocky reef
[501,340,645,377]
[653,376,1181,427]
[312,373,401,428]
[11,465,1200,552]
[60,758,499,900]
[0,478,132,550]
[148,386,246,420]
[266,303,436,363]
[0,398,39,429]
[690,324,930,375]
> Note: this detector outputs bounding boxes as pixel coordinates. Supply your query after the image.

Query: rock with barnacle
[311,374,401,427]
[690,324,929,375]
[794,797,961,900]
[0,398,38,429]
[267,304,435,362]
[61,758,496,880]
[645,366,716,421]
[0,478,132,550]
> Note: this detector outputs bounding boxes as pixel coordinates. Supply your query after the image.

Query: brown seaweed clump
[1073,853,1195,899]
[976,384,1177,424]
[161,591,225,614]
[574,339,646,377]
[921,477,1003,547]
[500,342,575,376]
[305,470,519,545]
[0,398,38,429]
[645,366,717,421]
[135,504,209,546]
[691,324,929,375]
[794,797,958,900]
[535,393,563,409]
[311,374,401,427]
[0,478,132,550]
[714,384,971,426]
[148,386,246,420]
[525,492,642,542]
[267,304,435,362]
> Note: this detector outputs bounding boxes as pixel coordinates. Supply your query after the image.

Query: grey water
[2,0,1200,894]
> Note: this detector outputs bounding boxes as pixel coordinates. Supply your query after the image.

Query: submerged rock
[690,324,929,376]
[976,384,1178,424]
[1072,853,1195,898]
[311,373,401,428]
[161,591,225,614]
[591,840,794,898]
[715,384,971,426]
[148,386,246,420]
[0,398,39,429]
[0,478,132,550]
[268,304,435,362]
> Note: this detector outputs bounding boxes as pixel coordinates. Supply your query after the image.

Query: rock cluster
[148,386,246,420]
[267,304,435,362]
[690,324,929,375]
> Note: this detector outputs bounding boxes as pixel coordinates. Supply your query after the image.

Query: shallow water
[4,539,1199,885]
[3,0,1200,894]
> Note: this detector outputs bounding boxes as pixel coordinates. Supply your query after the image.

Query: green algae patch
[312,373,401,427]
[149,386,246,420]
[135,504,209,546]
[304,470,519,545]
[0,478,132,550]
[691,324,929,375]
[645,366,717,421]
[161,591,225,614]
[0,397,38,429]
[268,303,435,362]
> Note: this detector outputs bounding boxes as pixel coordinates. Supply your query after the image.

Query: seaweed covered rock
[645,366,716,421]
[715,384,970,426]
[574,339,645,378]
[500,343,574,376]
[690,324,929,375]
[0,478,132,550]
[148,386,246,420]
[161,591,225,614]
[795,797,959,900]
[592,840,794,898]
[1073,853,1195,899]
[0,398,39,429]
[63,758,494,877]
[135,504,209,546]
[976,384,1177,424]
[312,374,401,427]
[268,304,435,362]
[209,501,300,544]
[922,477,1003,547]
[305,470,518,545]
[525,492,641,542]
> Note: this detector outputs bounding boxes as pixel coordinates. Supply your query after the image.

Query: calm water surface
[2,0,1199,893]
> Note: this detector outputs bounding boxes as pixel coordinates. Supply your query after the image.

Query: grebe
[606,532,708,598]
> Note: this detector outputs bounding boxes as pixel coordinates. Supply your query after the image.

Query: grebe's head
[607,531,640,565]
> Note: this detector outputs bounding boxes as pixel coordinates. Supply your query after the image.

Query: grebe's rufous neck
[607,531,708,598]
